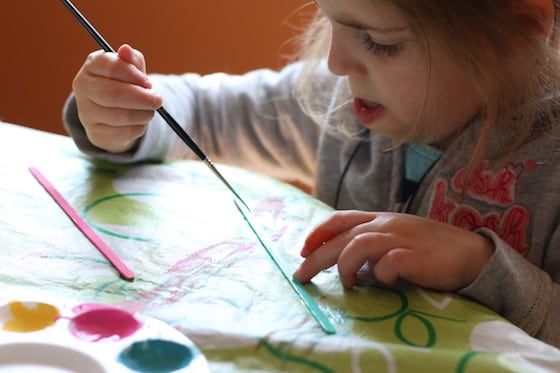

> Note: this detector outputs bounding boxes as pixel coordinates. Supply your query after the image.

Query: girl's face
[316,0,483,146]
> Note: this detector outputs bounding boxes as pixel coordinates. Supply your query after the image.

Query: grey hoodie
[63,61,560,347]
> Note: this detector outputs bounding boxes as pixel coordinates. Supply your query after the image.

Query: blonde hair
[294,0,560,178]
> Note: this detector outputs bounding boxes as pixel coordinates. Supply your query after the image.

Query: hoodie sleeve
[63,62,323,187]
[459,228,560,348]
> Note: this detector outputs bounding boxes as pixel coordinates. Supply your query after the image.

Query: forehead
[315,0,408,30]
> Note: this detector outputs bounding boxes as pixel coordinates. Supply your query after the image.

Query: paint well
[118,339,195,372]
[0,301,59,333]
[69,306,142,342]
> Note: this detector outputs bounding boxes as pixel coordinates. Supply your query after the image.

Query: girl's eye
[361,34,403,57]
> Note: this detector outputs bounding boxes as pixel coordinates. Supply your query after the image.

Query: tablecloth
[1,122,559,372]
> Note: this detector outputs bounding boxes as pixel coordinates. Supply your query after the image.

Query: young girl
[63,0,560,347]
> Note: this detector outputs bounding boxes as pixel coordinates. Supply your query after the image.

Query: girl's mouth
[353,97,385,126]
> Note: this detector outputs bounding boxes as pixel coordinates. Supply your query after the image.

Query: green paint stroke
[83,192,162,242]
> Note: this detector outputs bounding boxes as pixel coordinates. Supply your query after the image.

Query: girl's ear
[513,0,555,38]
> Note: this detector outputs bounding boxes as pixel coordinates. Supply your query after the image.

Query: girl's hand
[292,211,494,291]
[72,44,163,153]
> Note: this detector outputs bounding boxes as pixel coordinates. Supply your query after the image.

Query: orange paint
[3,301,60,333]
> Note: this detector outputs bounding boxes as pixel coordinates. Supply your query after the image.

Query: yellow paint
[3,301,60,332]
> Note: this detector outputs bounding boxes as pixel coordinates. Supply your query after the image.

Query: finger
[293,237,346,283]
[372,248,409,285]
[87,122,146,145]
[295,211,380,282]
[82,49,151,88]
[84,121,147,153]
[301,210,376,257]
[76,73,162,111]
[373,248,455,289]
[337,232,410,288]
[79,99,157,127]
[300,227,337,257]
[117,44,149,79]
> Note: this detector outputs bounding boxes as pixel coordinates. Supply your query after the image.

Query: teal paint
[118,339,194,372]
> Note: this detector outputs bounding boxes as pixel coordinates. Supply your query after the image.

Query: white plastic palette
[0,299,209,372]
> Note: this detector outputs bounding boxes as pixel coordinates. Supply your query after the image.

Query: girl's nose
[327,30,367,77]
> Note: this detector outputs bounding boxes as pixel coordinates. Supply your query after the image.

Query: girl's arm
[459,228,560,347]
[64,61,322,187]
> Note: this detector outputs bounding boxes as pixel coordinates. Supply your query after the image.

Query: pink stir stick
[29,167,134,280]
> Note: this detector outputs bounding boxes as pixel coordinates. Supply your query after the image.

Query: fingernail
[300,238,329,257]
[300,247,313,258]
[300,244,315,258]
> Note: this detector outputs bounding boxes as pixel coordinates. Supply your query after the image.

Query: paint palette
[0,300,209,372]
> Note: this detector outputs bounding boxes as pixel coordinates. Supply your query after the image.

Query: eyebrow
[333,17,406,33]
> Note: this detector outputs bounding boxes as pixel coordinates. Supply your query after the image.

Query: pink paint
[68,303,142,342]
[254,197,284,219]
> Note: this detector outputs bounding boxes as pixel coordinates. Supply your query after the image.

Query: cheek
[425,70,481,132]
[385,51,431,121]
[383,76,428,124]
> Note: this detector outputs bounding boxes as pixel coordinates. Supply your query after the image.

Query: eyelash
[361,35,403,57]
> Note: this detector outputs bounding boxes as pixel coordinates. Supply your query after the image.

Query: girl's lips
[353,97,385,126]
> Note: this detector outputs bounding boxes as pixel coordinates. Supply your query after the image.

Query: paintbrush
[59,0,249,210]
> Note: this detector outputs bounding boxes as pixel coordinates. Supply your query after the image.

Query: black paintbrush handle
[60,0,206,158]
[60,0,115,53]
[59,0,248,208]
